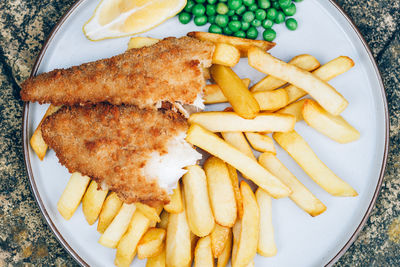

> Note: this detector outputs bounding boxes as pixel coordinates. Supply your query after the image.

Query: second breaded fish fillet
[21,37,214,109]
[41,104,202,206]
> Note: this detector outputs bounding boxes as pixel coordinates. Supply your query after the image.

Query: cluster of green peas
[178,0,302,41]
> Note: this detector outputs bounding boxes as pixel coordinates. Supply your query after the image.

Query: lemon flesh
[84,0,187,41]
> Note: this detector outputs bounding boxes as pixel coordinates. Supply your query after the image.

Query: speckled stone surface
[0,0,398,266]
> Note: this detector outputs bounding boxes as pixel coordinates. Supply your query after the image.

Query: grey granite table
[0,0,398,266]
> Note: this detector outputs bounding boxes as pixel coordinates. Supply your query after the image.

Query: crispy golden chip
[57,172,90,220]
[186,124,291,198]
[204,157,237,227]
[146,247,165,267]
[222,132,255,160]
[210,224,230,258]
[273,130,358,196]
[157,210,169,230]
[164,182,183,213]
[211,65,260,119]
[276,99,306,122]
[99,203,136,249]
[245,132,276,154]
[253,88,289,111]
[194,236,214,267]
[217,229,232,267]
[189,112,295,133]
[259,152,326,216]
[183,165,215,237]
[82,180,108,225]
[187,31,275,57]
[248,47,348,115]
[302,99,360,143]
[250,54,320,92]
[212,43,241,67]
[226,164,244,219]
[135,202,162,224]
[97,192,123,233]
[255,188,277,257]
[203,78,250,104]
[137,228,166,259]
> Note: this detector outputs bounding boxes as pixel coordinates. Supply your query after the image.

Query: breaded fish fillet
[41,104,201,205]
[21,37,214,109]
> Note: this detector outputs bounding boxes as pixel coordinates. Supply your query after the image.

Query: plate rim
[21,0,389,266]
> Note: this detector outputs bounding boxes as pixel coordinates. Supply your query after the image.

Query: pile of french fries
[30,32,361,267]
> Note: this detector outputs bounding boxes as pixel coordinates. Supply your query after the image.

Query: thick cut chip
[212,43,241,67]
[137,228,166,259]
[82,180,109,225]
[194,236,214,267]
[217,229,232,267]
[164,182,183,213]
[253,88,289,111]
[245,132,276,154]
[276,99,306,122]
[97,192,123,233]
[210,224,230,258]
[203,78,250,104]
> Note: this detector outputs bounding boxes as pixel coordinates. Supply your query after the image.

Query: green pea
[209,24,223,33]
[234,30,246,38]
[248,3,258,11]
[194,15,208,26]
[184,0,195,12]
[257,0,270,9]
[243,0,255,6]
[178,12,192,24]
[208,15,216,23]
[266,8,277,20]
[263,28,276,41]
[228,0,243,10]
[216,3,229,14]
[272,1,280,9]
[255,9,266,20]
[241,21,250,30]
[219,0,227,2]
[246,26,258,39]
[285,18,297,30]
[275,11,285,24]
[227,9,235,16]
[228,20,242,32]
[223,26,233,35]
[231,15,240,21]
[235,5,246,15]
[206,4,216,15]
[283,3,296,16]
[251,19,261,27]
[261,18,274,28]
[207,0,217,4]
[215,14,229,27]
[192,4,206,16]
[196,0,206,3]
[278,0,291,8]
[242,11,255,22]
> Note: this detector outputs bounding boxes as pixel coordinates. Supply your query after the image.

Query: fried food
[41,104,201,205]
[21,37,214,109]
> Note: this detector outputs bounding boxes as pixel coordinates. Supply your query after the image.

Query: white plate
[22,0,388,266]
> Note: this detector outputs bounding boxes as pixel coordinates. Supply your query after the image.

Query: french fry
[99,203,136,249]
[82,180,108,225]
[233,182,259,267]
[135,202,162,224]
[302,99,360,143]
[187,31,275,57]
[231,219,241,266]
[212,43,241,67]
[253,88,289,111]
[250,54,320,92]
[194,236,214,267]
[255,188,277,257]
[248,47,348,115]
[204,78,251,104]
[259,152,326,216]
[245,132,276,154]
[226,165,243,219]
[190,232,200,266]
[284,56,355,104]
[57,172,90,220]
[217,229,232,267]
[183,165,215,237]
[164,182,183,213]
[210,224,230,258]
[210,65,260,119]
[221,132,255,160]
[276,99,306,122]
[137,228,166,259]
[157,210,169,230]
[273,130,358,196]
[115,210,150,266]
[97,192,123,233]
[128,37,160,49]
[204,157,237,227]
[189,112,295,133]
[166,187,191,267]
[146,247,165,267]
[30,105,61,160]
[186,124,291,198]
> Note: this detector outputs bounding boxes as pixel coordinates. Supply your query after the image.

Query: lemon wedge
[83,0,187,41]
